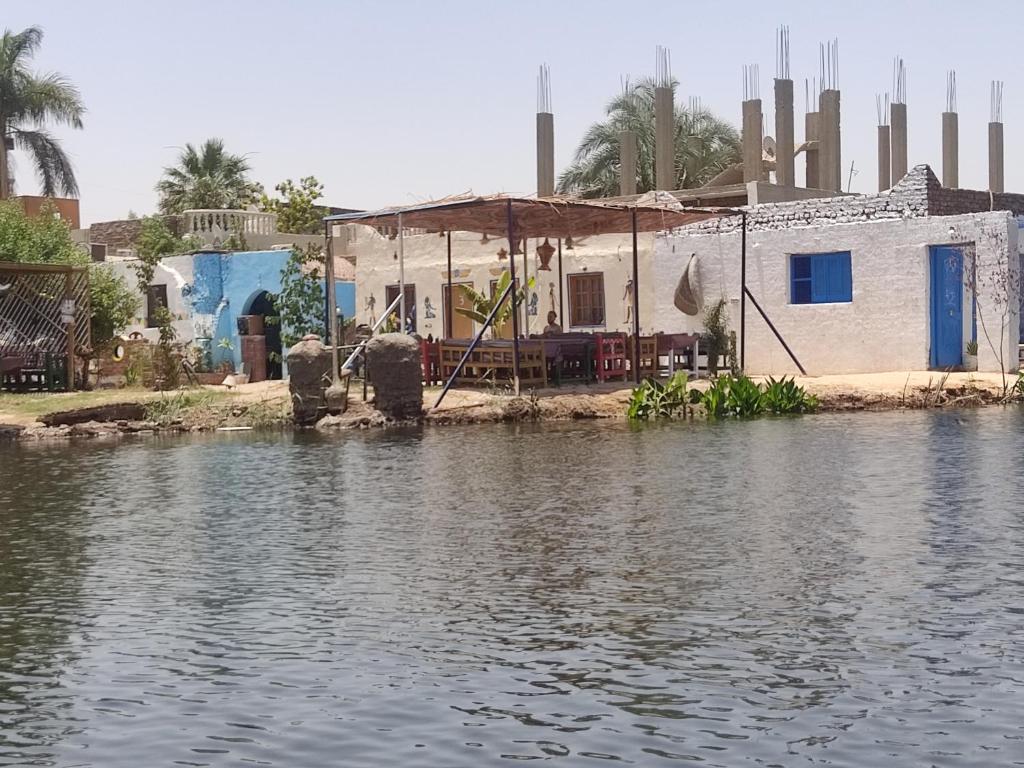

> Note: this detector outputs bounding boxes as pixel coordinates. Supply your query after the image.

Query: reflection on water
[1,411,1024,766]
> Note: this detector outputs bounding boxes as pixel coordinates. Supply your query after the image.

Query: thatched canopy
[324,194,735,238]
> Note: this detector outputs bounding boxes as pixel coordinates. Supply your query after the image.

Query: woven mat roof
[324,194,736,238]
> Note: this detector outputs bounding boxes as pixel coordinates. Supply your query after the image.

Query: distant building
[13,195,80,229]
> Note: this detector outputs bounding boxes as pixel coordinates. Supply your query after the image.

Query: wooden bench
[438,339,546,388]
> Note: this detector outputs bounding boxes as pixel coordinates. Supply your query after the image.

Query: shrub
[627,371,689,420]
[691,374,817,419]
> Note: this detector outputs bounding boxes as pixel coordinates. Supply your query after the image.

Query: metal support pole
[522,237,530,335]
[398,212,406,333]
[740,211,747,371]
[557,238,564,326]
[743,286,806,375]
[631,208,640,383]
[506,200,521,394]
[445,230,453,339]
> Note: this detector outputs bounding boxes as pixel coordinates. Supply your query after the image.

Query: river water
[1,411,1023,766]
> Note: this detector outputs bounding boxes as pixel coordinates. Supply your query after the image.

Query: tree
[155,138,258,214]
[557,78,740,198]
[133,215,195,292]
[0,26,85,199]
[268,243,326,352]
[259,176,326,234]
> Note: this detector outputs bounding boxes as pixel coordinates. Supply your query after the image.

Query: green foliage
[0,26,85,196]
[455,270,535,338]
[152,305,179,390]
[155,138,258,215]
[144,390,214,425]
[259,176,326,235]
[966,339,979,355]
[702,298,730,377]
[557,77,740,198]
[269,243,326,349]
[690,374,818,419]
[88,265,138,348]
[134,215,196,291]
[0,199,82,263]
[627,371,689,420]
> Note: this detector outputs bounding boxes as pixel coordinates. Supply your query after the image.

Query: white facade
[349,224,658,337]
[653,211,1020,374]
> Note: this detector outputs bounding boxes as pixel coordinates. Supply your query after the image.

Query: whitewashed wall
[349,225,659,337]
[107,255,195,343]
[653,211,1019,374]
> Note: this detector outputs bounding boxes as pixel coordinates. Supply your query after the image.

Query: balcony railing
[182,209,279,239]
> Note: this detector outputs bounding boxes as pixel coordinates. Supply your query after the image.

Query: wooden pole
[64,268,75,390]
[398,212,406,332]
[507,200,521,394]
[445,230,453,339]
[325,221,340,381]
[740,211,747,371]
[557,238,564,327]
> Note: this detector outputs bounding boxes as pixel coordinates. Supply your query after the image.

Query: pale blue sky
[6,0,1021,224]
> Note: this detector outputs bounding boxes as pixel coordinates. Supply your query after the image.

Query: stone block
[365,333,423,419]
[287,334,331,425]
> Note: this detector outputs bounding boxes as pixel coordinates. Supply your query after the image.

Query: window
[568,272,605,326]
[790,252,852,304]
[146,284,168,328]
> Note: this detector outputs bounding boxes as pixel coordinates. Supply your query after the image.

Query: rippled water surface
[2,411,1024,766]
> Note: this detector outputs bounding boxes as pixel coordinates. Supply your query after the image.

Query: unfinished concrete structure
[742,65,763,183]
[890,58,908,183]
[942,71,958,188]
[654,46,674,190]
[619,129,637,195]
[536,65,554,198]
[804,80,820,189]
[818,40,842,192]
[877,94,891,191]
[773,27,795,187]
[989,80,1005,193]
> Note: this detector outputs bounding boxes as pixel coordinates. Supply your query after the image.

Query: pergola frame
[325,194,745,394]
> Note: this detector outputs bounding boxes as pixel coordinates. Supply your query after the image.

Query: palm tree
[557,78,740,198]
[156,138,257,214]
[0,26,85,199]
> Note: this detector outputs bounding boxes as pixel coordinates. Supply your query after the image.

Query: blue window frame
[790,251,852,304]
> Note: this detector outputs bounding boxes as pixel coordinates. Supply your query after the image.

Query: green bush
[627,371,689,420]
[691,374,817,419]
[761,375,819,414]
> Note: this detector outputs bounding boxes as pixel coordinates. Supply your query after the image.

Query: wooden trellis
[0,261,90,391]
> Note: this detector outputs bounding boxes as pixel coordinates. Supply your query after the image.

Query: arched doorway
[247,291,282,379]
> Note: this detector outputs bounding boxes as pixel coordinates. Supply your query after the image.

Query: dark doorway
[249,291,283,379]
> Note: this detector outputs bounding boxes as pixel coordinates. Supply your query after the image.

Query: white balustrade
[182,209,280,242]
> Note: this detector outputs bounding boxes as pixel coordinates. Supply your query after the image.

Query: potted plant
[964,339,978,371]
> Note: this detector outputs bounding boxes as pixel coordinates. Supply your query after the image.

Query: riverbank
[1,370,1019,440]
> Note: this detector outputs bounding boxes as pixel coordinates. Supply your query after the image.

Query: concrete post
[877,125,891,191]
[619,130,637,195]
[819,89,841,192]
[890,102,908,184]
[774,79,795,187]
[941,112,958,188]
[536,111,554,197]
[742,99,763,183]
[804,112,820,189]
[655,86,674,190]
[989,121,1004,193]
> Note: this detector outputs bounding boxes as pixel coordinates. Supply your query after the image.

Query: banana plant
[455,270,535,339]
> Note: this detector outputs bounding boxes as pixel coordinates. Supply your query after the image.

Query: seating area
[0,351,69,392]
[419,331,713,388]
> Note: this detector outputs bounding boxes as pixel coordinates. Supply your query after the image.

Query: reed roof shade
[323,196,735,238]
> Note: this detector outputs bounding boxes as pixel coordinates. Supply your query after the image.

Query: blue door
[930,246,963,368]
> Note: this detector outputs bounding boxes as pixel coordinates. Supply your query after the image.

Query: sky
[5,0,1022,225]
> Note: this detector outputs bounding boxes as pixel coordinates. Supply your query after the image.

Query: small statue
[424,296,436,319]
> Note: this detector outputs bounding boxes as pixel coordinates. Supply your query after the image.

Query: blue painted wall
[187,250,356,373]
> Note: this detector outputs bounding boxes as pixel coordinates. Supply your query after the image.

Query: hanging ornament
[564,235,575,250]
[497,247,508,260]
[480,232,490,244]
[536,238,555,271]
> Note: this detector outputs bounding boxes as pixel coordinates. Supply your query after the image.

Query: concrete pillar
[655,86,674,190]
[536,111,554,197]
[804,112,820,189]
[890,102,908,183]
[819,89,841,192]
[942,112,958,188]
[877,125,891,191]
[742,99,763,183]
[619,130,637,195]
[774,78,795,187]
[989,121,1004,193]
